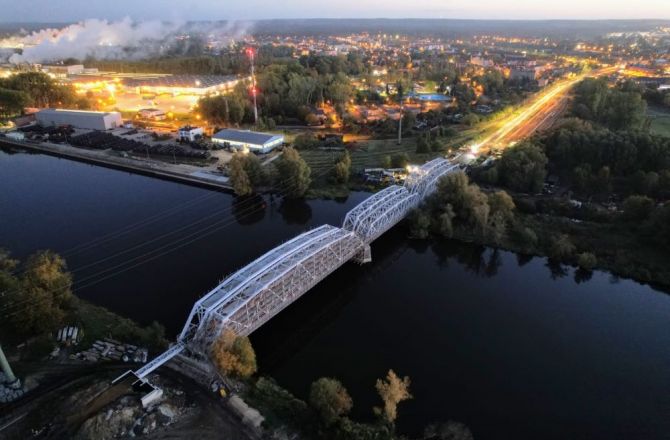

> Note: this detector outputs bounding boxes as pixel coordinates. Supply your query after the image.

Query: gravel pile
[72,338,148,364]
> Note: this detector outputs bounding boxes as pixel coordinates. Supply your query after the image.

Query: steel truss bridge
[134,158,460,379]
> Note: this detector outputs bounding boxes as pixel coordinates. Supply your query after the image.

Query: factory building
[212,129,284,154]
[138,108,167,120]
[42,64,86,77]
[125,75,247,96]
[36,109,123,131]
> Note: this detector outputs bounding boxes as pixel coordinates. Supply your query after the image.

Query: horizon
[1,0,669,22]
[3,18,670,24]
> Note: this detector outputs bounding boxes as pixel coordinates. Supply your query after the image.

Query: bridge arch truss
[181,225,365,352]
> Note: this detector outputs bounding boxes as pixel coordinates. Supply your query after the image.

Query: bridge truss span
[405,158,460,198]
[190,225,366,350]
[178,225,346,341]
[343,186,419,243]
[132,158,461,379]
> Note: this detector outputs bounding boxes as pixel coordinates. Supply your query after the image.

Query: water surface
[1,148,668,440]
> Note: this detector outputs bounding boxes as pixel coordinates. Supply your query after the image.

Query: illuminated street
[472,66,618,154]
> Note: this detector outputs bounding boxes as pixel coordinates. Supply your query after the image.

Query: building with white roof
[212,129,284,154]
[36,109,123,130]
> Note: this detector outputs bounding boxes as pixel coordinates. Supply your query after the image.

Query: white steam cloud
[2,18,254,64]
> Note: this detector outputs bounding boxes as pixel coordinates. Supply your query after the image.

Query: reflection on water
[232,194,267,225]
[278,198,313,224]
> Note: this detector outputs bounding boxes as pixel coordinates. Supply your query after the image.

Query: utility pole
[397,81,404,145]
[0,344,17,385]
[247,47,258,126]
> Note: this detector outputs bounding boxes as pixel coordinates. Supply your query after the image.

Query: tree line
[226,147,312,198]
[0,72,89,118]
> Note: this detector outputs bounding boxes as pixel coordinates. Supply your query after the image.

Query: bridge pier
[353,244,372,264]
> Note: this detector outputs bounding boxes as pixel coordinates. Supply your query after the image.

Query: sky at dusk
[1,0,669,22]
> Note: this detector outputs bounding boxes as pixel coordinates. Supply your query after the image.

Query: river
[1,147,669,439]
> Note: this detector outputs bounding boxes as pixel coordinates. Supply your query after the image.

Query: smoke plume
[2,18,254,64]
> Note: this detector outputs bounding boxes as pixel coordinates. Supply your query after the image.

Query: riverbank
[0,138,235,192]
[409,183,670,292]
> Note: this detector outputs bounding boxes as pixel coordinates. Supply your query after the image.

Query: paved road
[474,67,617,153]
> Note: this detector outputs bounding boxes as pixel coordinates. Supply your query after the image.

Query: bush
[293,133,320,150]
[577,252,597,271]
[391,152,410,168]
[211,330,257,379]
[248,377,310,428]
[549,234,576,261]
[333,151,352,184]
[309,378,353,426]
[621,195,655,222]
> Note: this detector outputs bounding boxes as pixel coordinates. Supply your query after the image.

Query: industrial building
[138,108,167,120]
[125,75,246,96]
[178,126,204,142]
[36,109,123,131]
[212,129,284,154]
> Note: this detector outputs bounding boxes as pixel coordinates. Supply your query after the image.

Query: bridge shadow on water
[251,227,411,372]
[251,228,509,373]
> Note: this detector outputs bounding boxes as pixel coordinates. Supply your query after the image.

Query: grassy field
[649,107,670,137]
[300,127,481,177]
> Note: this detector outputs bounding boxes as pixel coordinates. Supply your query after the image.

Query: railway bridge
[134,158,460,379]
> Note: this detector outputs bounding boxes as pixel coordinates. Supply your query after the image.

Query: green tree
[622,195,655,222]
[497,142,548,193]
[229,153,253,196]
[391,153,410,169]
[410,211,432,239]
[550,234,576,261]
[423,420,474,440]
[462,113,480,127]
[374,369,412,424]
[488,191,515,244]
[647,204,670,248]
[275,147,311,198]
[333,151,352,184]
[511,223,539,254]
[577,252,597,271]
[416,135,430,154]
[211,329,257,378]
[0,88,29,118]
[242,153,266,187]
[430,137,443,153]
[2,72,79,108]
[0,250,73,343]
[293,133,320,150]
[309,377,353,426]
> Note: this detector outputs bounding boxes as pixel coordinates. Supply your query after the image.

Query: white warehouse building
[212,129,284,154]
[36,109,123,131]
